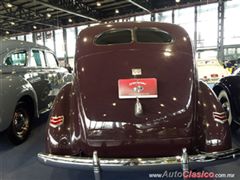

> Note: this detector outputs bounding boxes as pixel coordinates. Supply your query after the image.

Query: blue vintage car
[213,67,240,127]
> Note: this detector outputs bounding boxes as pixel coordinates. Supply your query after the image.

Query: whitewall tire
[218,90,232,125]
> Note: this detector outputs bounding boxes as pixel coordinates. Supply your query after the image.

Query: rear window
[136,28,173,43]
[95,29,132,45]
[45,52,58,68]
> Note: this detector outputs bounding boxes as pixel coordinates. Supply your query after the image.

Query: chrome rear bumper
[38,148,240,179]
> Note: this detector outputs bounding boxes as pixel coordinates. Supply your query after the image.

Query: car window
[4,51,27,66]
[45,52,58,68]
[135,28,173,43]
[32,50,46,67]
[95,29,132,45]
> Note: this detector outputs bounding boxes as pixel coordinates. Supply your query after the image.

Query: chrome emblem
[132,68,142,76]
[133,85,144,93]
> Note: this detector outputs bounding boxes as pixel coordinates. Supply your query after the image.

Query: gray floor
[0,112,240,180]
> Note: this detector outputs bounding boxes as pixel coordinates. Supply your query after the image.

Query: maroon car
[38,22,240,175]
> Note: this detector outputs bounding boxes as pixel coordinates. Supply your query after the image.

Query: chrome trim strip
[38,148,240,169]
[213,118,228,124]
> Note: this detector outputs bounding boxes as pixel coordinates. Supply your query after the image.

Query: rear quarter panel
[197,81,231,152]
[45,82,85,155]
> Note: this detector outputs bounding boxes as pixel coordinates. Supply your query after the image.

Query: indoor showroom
[1,0,240,180]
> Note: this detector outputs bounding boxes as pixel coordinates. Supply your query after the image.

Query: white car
[197,59,230,84]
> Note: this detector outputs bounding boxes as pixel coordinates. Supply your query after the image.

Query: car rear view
[38,22,240,175]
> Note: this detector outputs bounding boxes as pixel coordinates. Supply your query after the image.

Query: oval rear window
[95,29,132,45]
[136,28,173,43]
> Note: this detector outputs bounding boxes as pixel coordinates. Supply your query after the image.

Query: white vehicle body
[197,59,230,84]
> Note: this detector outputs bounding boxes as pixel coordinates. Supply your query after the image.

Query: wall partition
[26,33,33,42]
[197,3,218,49]
[135,14,151,21]
[54,29,65,59]
[35,32,44,45]
[66,27,76,68]
[66,27,76,58]
[45,31,54,51]
[174,7,195,43]
[224,0,240,46]
[155,10,172,23]
[17,35,24,41]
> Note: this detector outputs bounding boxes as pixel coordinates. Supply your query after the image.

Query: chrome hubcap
[13,109,29,138]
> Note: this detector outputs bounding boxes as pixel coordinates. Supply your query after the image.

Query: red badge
[118,78,158,99]
[50,116,64,128]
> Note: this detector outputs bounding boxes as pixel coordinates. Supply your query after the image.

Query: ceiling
[0,0,218,36]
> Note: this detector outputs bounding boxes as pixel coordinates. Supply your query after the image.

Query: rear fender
[46,82,85,155]
[196,81,231,152]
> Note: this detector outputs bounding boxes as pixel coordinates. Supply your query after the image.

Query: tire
[7,102,31,145]
[218,90,233,125]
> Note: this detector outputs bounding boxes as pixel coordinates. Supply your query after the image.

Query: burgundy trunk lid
[77,46,195,133]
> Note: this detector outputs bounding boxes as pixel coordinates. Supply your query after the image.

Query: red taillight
[50,116,64,128]
[211,74,218,78]
[213,112,227,124]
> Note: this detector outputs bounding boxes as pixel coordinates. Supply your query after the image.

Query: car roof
[79,22,189,41]
[0,38,50,65]
[76,22,192,58]
[80,22,187,34]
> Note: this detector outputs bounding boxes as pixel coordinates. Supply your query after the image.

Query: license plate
[118,78,158,99]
